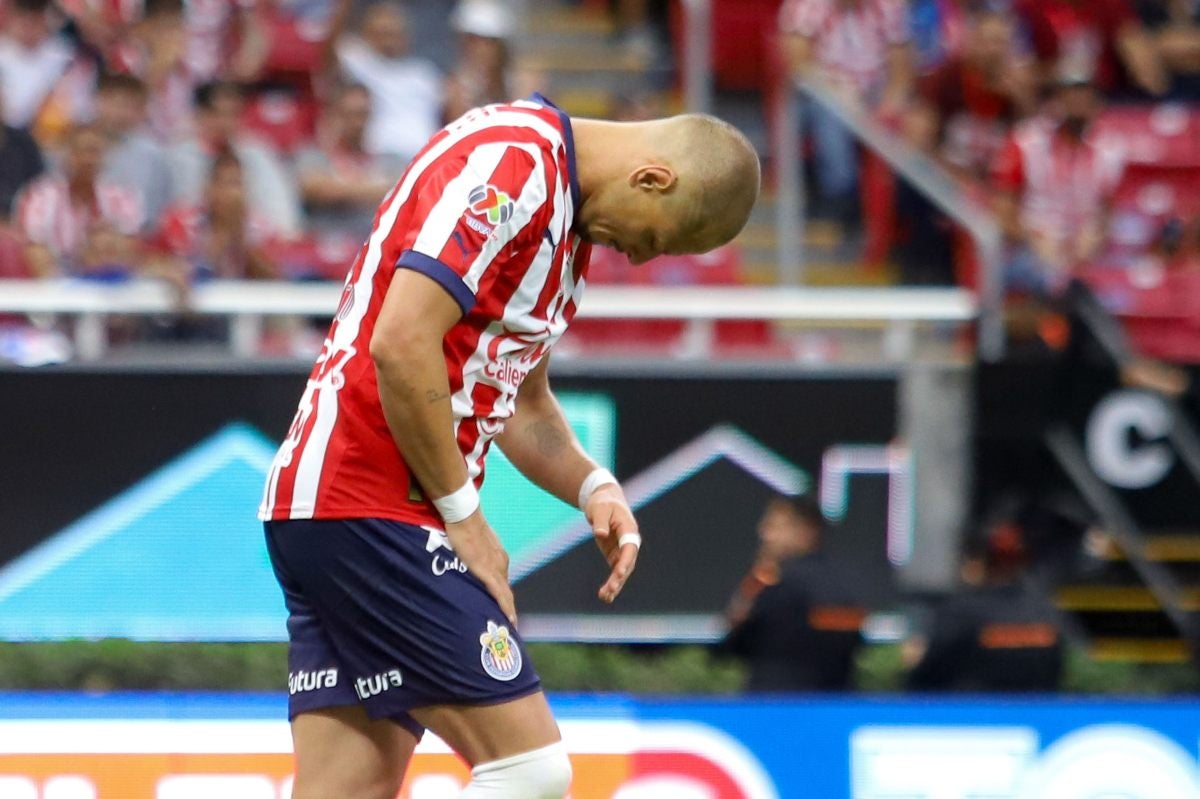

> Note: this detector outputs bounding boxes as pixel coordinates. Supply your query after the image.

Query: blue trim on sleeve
[529,92,582,214]
[396,250,476,314]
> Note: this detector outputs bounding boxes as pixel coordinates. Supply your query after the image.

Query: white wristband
[577,467,618,511]
[618,532,642,550]
[432,479,480,523]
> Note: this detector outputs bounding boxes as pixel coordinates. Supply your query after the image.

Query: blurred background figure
[295,82,403,276]
[15,123,143,278]
[168,80,302,239]
[93,73,173,230]
[1013,0,1168,98]
[1138,0,1200,99]
[152,148,279,282]
[444,0,514,122]
[778,0,914,232]
[905,514,1065,692]
[0,92,46,224]
[0,0,76,130]
[115,0,197,143]
[991,73,1125,298]
[722,495,867,692]
[326,0,442,162]
[918,8,1037,185]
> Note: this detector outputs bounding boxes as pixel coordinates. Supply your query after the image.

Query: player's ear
[629,164,677,193]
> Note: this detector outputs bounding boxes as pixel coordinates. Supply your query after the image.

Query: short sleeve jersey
[260,95,591,526]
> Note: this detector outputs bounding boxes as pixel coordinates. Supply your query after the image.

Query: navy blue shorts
[264,518,541,737]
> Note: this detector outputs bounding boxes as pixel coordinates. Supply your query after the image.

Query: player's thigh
[410,690,560,767]
[291,704,419,799]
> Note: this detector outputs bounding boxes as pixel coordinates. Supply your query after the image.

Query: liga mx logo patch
[469,184,514,225]
[479,620,522,681]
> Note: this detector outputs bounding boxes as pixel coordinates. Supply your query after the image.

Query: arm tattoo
[425,388,449,403]
[530,418,568,457]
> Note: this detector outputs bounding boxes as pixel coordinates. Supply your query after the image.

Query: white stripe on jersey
[276,105,567,519]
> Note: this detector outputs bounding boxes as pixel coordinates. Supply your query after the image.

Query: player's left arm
[497,357,640,603]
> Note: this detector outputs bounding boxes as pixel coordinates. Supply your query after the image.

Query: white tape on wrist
[432,479,480,523]
[618,532,642,550]
[577,467,618,511]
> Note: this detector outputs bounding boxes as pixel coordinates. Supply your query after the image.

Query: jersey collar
[528,92,581,215]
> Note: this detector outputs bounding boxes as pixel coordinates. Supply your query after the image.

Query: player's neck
[570,118,645,206]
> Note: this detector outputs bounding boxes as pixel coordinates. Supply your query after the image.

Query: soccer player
[259,93,759,799]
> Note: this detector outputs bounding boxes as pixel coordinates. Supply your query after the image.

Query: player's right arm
[370,271,517,625]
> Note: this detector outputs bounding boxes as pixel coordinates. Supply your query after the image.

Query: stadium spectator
[153,148,279,280]
[1138,0,1200,99]
[0,0,76,129]
[722,495,867,692]
[326,0,442,162]
[0,99,45,219]
[991,74,1125,297]
[15,123,143,277]
[0,89,40,279]
[116,0,197,142]
[919,9,1037,183]
[908,0,969,76]
[778,0,914,228]
[1013,0,1168,97]
[295,83,403,273]
[905,516,1064,692]
[182,0,271,84]
[443,0,513,123]
[94,73,173,229]
[168,80,302,238]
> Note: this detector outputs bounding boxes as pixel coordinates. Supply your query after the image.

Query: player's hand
[444,511,518,627]
[587,483,640,604]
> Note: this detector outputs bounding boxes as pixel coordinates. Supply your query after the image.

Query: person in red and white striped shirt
[992,75,1125,297]
[260,94,759,799]
[779,0,915,225]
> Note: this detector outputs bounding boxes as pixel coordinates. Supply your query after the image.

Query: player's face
[584,171,700,264]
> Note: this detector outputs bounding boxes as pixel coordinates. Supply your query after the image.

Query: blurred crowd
[0,0,532,287]
[777,0,1200,298]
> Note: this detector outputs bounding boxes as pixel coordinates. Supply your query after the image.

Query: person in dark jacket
[722,494,868,692]
[906,516,1064,692]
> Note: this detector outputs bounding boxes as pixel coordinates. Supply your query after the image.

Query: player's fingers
[598,541,639,603]
[591,502,613,538]
[496,585,519,628]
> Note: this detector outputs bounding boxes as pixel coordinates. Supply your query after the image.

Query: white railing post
[75,313,107,361]
[681,0,712,115]
[230,314,263,358]
[774,74,805,285]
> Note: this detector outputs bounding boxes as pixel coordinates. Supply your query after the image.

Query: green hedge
[0,641,1196,695]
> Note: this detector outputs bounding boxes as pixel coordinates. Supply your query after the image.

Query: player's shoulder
[450,96,571,163]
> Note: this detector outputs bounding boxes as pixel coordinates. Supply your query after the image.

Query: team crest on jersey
[479,620,522,681]
[469,184,514,226]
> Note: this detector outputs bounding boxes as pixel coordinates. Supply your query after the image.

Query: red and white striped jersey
[15,174,144,264]
[992,117,1125,245]
[260,95,590,526]
[779,0,911,99]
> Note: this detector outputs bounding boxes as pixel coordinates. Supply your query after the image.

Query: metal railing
[675,3,1006,360]
[0,279,976,361]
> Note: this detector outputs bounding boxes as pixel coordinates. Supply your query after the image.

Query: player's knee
[461,741,572,799]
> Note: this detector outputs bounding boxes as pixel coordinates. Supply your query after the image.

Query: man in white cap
[444,0,517,122]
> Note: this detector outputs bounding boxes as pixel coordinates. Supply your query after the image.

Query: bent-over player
[260,93,759,798]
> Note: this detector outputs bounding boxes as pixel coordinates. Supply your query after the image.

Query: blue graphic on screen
[0,395,616,642]
[0,423,283,641]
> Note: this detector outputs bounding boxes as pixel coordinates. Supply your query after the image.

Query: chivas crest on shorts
[479,620,522,681]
